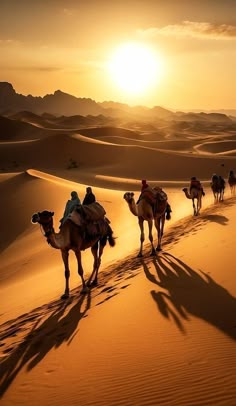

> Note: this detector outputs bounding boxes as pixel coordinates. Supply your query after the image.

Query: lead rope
[39,224,53,246]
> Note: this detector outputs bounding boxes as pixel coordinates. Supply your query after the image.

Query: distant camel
[31,210,115,298]
[123,189,171,257]
[182,187,203,216]
[228,170,236,195]
[211,175,225,202]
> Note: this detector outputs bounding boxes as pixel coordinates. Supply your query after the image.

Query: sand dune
[1,129,235,181]
[1,115,236,405]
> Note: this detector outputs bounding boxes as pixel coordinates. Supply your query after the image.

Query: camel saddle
[140,186,168,205]
[69,202,106,226]
[81,202,106,221]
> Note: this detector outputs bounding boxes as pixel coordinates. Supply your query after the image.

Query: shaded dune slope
[0,172,63,252]
[0,116,51,141]
[1,131,235,180]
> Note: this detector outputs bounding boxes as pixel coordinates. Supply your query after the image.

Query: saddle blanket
[141,186,168,205]
[69,202,106,226]
[82,202,106,221]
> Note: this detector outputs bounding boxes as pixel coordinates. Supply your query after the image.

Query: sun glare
[108,43,163,95]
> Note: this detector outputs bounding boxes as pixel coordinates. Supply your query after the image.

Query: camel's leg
[192,199,197,216]
[87,241,104,287]
[198,196,202,214]
[147,219,155,256]
[195,198,200,216]
[61,249,70,299]
[74,249,89,294]
[137,218,145,257]
[155,215,165,251]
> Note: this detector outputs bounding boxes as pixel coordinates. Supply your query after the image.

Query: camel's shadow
[201,213,228,225]
[0,251,144,398]
[0,292,91,397]
[142,253,236,339]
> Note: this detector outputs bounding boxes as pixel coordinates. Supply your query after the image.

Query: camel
[211,175,225,202]
[31,210,115,298]
[123,189,171,257]
[182,187,203,216]
[228,170,236,195]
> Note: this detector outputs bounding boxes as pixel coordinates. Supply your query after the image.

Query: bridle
[34,212,54,244]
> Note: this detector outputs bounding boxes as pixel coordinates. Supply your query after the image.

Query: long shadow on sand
[0,292,91,397]
[0,251,141,397]
[142,253,236,340]
[200,213,229,225]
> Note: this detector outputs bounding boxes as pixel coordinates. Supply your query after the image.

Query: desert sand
[1,115,236,405]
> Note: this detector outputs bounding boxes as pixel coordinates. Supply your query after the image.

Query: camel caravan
[182,171,235,215]
[31,170,236,298]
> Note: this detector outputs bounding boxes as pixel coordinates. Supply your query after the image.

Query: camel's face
[123,192,134,203]
[31,210,54,225]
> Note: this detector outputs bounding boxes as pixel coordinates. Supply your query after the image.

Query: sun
[108,42,163,95]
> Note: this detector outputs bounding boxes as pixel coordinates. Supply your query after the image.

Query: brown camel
[182,187,203,216]
[228,170,236,195]
[31,210,115,298]
[211,175,225,202]
[123,190,171,257]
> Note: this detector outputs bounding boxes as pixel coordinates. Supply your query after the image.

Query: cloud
[138,21,236,40]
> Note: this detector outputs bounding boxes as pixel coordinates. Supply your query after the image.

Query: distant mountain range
[0,82,235,122]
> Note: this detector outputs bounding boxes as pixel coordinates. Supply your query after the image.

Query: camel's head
[31,210,54,225]
[123,192,134,203]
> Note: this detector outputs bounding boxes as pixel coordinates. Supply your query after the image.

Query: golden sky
[0,0,236,110]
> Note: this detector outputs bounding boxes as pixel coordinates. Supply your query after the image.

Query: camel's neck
[183,189,197,199]
[127,199,138,216]
[44,228,67,249]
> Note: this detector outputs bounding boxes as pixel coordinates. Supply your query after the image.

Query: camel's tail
[166,202,172,221]
[107,224,116,247]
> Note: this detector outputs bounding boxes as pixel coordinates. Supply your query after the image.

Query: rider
[60,191,81,226]
[190,176,205,196]
[82,186,96,205]
[136,179,150,204]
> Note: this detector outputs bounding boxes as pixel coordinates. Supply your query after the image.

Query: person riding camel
[190,176,205,196]
[141,179,149,192]
[60,191,81,226]
[82,186,96,205]
[136,180,150,204]
[136,179,172,217]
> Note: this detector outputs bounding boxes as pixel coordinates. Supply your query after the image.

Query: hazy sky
[1,0,236,110]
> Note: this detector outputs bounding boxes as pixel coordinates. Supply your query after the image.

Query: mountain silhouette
[0,82,104,116]
[0,82,235,123]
